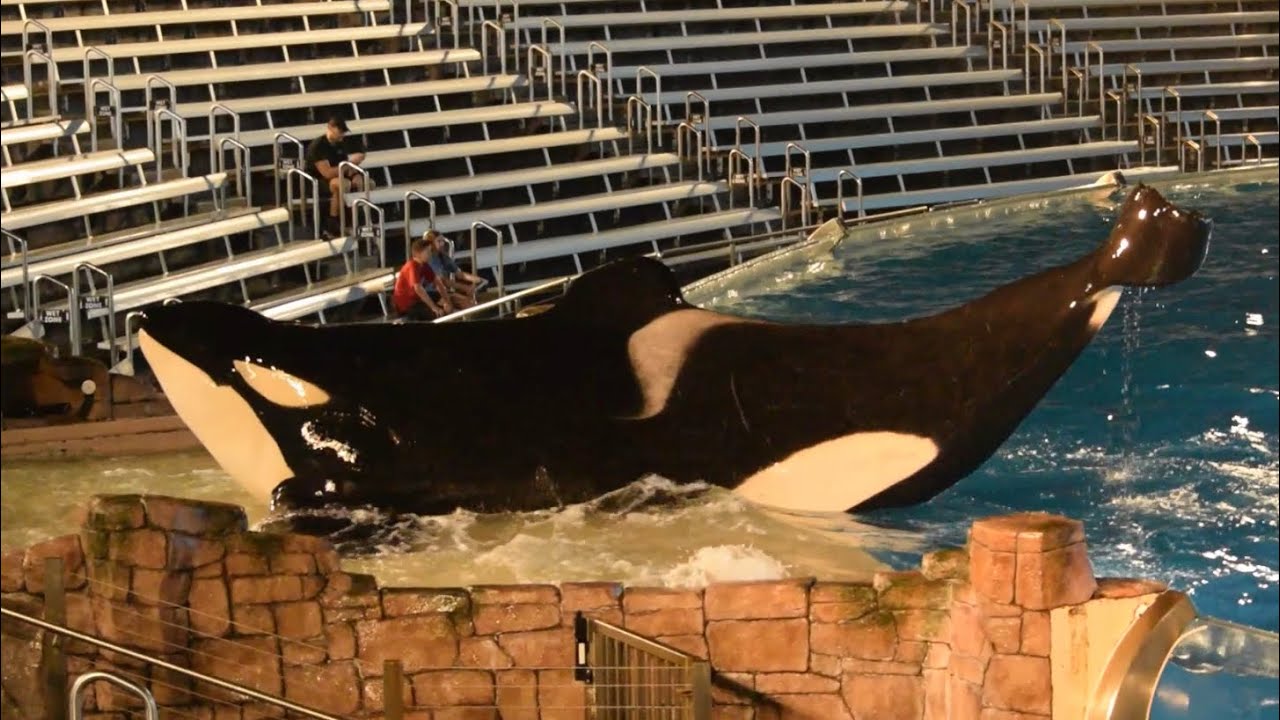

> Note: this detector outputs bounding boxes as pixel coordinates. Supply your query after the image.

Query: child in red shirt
[392,236,450,319]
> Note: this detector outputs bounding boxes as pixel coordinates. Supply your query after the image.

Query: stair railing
[272,131,306,207]
[403,190,437,260]
[541,18,566,98]
[3,230,32,324]
[470,221,506,297]
[586,41,613,120]
[73,262,116,365]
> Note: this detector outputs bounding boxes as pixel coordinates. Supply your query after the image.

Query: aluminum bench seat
[1183,105,1280,122]
[808,141,1137,183]
[0,208,288,289]
[757,116,1103,163]
[1059,33,1279,55]
[255,267,393,320]
[361,128,627,170]
[354,154,680,205]
[2,174,227,233]
[69,235,353,319]
[0,119,88,147]
[402,181,724,237]
[172,75,525,117]
[111,49,480,92]
[2,84,28,102]
[0,0,390,35]
[1087,56,1280,78]
[648,69,1020,106]
[607,46,984,81]
[506,2,908,30]
[44,23,432,63]
[0,148,153,190]
[1203,130,1279,146]
[1015,11,1276,33]
[835,173,1135,213]
[693,92,1062,131]
[464,208,783,271]
[238,102,573,148]
[559,24,943,55]
[1132,80,1280,101]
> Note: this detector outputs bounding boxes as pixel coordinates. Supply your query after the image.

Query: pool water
[707,173,1279,636]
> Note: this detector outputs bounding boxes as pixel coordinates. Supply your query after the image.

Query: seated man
[392,237,452,320]
[305,114,368,238]
[426,230,485,309]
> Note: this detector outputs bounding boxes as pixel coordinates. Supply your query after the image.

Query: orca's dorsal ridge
[549,257,689,330]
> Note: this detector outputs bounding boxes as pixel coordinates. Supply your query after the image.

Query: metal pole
[2,609,343,720]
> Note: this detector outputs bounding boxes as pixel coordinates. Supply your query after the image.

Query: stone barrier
[0,496,1169,719]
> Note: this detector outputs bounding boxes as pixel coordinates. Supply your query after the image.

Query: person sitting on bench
[306,114,368,239]
[392,236,451,320]
[426,230,485,309]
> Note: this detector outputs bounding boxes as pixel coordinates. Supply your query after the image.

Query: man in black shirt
[305,114,367,238]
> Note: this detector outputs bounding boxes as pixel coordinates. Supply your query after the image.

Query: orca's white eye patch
[233,359,331,408]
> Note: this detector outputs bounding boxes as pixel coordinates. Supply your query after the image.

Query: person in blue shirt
[425,230,484,310]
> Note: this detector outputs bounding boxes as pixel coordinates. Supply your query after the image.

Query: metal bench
[405,180,725,237]
[1075,56,1280,107]
[0,0,390,35]
[695,92,1063,131]
[812,140,1137,186]
[0,148,153,190]
[0,208,287,289]
[506,2,908,30]
[2,173,227,232]
[172,75,525,118]
[112,49,480,92]
[256,268,393,321]
[355,154,680,205]
[44,23,432,63]
[757,116,1102,159]
[238,102,573,148]
[607,46,985,82]
[836,171,1136,213]
[1,118,88,148]
[463,207,783,273]
[360,127,628,170]
[559,24,943,55]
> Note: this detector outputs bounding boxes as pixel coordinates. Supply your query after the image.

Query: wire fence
[2,556,712,719]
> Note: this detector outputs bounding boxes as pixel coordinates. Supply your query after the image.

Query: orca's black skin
[141,185,1211,521]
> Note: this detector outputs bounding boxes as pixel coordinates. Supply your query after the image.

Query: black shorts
[399,303,434,321]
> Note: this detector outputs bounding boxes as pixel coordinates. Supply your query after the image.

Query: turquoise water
[716,174,1279,638]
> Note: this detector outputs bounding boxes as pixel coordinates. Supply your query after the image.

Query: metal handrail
[527,44,554,102]
[586,41,613,120]
[73,262,115,364]
[480,19,507,76]
[576,69,603,129]
[337,161,371,238]
[784,141,812,197]
[685,91,709,129]
[1164,86,1186,165]
[1027,44,1048,97]
[734,116,762,170]
[3,230,32,324]
[151,107,189,183]
[1084,42,1105,110]
[272,131,306,207]
[1182,137,1203,173]
[951,0,974,47]
[779,175,811,231]
[217,137,252,209]
[989,20,1009,70]
[86,78,122,154]
[350,198,387,269]
[726,149,757,209]
[208,104,242,184]
[1105,88,1126,144]
[1050,18,1069,95]
[1,608,343,720]
[1204,109,1222,170]
[122,310,146,376]
[31,274,79,354]
[22,18,52,58]
[71,672,157,720]
[22,48,57,121]
[82,45,115,107]
[540,18,566,98]
[403,190,437,261]
[1246,134,1263,164]
[837,168,865,219]
[636,66,662,144]
[626,96,654,156]
[1140,113,1162,166]
[676,121,704,181]
[285,167,321,243]
[434,0,460,47]
[433,274,574,323]
[470,221,505,297]
[144,75,177,152]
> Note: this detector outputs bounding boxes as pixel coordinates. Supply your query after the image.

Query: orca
[139,185,1211,521]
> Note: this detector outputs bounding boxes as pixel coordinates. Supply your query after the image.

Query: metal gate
[575,613,712,720]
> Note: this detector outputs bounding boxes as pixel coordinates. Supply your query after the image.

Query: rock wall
[0,495,1170,720]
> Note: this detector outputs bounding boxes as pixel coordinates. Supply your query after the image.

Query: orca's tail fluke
[1093,184,1212,288]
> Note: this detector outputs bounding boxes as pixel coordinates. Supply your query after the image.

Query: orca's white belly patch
[140,330,293,501]
[732,431,939,512]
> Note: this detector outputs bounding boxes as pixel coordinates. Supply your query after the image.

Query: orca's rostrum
[140,185,1212,519]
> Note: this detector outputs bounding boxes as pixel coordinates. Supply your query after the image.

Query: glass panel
[1150,617,1279,720]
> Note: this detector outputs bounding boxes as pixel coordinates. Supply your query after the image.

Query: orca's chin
[139,329,294,502]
